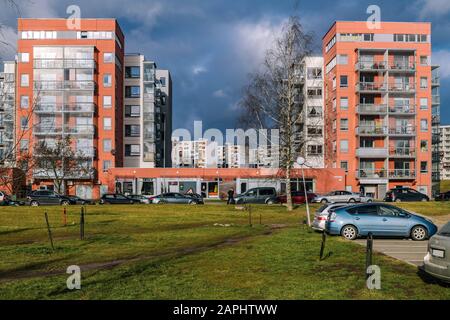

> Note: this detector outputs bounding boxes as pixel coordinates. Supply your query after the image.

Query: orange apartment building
[16,19,125,198]
[323,21,435,198]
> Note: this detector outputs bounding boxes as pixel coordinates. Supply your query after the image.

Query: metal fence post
[80,207,85,240]
[366,232,373,279]
[44,211,54,250]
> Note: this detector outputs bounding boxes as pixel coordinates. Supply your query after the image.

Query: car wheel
[395,198,402,202]
[348,198,356,203]
[321,199,328,204]
[30,201,39,207]
[341,225,358,240]
[411,225,428,241]
[266,199,274,205]
[61,200,69,206]
[189,200,197,205]
[367,199,373,203]
[421,198,428,202]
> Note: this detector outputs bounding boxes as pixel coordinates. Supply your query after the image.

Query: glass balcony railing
[356,126,388,135]
[34,80,95,91]
[389,169,416,179]
[388,105,416,114]
[356,148,388,157]
[65,125,95,135]
[432,95,440,105]
[388,127,415,135]
[356,82,387,92]
[388,62,415,71]
[34,59,96,69]
[356,104,388,114]
[35,103,95,113]
[356,169,387,179]
[388,82,415,93]
[356,60,387,71]
[34,125,63,135]
[389,147,416,157]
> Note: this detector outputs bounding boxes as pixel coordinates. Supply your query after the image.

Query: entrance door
[76,185,92,199]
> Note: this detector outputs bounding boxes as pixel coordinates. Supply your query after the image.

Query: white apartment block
[172,139,218,168]
[439,125,450,180]
[0,61,16,165]
[123,54,172,169]
[294,56,325,168]
[218,143,242,168]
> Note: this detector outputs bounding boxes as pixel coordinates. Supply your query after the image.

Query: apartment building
[0,61,15,165]
[439,125,450,180]
[296,56,325,168]
[431,65,441,193]
[172,139,217,168]
[218,143,242,168]
[16,18,125,198]
[123,54,172,169]
[323,21,437,198]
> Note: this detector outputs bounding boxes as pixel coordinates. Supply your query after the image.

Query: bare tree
[239,16,314,211]
[32,136,94,195]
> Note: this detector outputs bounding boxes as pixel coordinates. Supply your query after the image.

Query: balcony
[356,126,388,136]
[76,147,97,158]
[35,103,95,113]
[356,82,387,93]
[388,126,415,136]
[356,104,388,115]
[34,80,96,91]
[355,60,387,71]
[65,125,95,135]
[33,125,63,135]
[432,95,440,105]
[389,169,416,180]
[388,62,415,72]
[34,59,96,69]
[388,105,416,115]
[356,169,388,180]
[432,77,440,87]
[356,148,388,158]
[389,147,416,158]
[388,82,415,93]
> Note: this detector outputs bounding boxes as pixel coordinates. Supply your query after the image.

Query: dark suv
[234,187,277,204]
[384,187,429,202]
[99,194,138,205]
[27,191,75,206]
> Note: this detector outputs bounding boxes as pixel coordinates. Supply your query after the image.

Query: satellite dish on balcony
[296,157,306,166]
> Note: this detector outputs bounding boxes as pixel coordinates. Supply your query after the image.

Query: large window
[125,86,140,98]
[125,105,140,117]
[125,125,140,137]
[103,139,112,153]
[125,66,140,78]
[125,144,140,157]
[103,117,112,130]
[103,74,112,87]
[20,74,29,87]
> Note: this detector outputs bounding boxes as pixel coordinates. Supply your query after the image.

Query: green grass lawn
[0,203,449,299]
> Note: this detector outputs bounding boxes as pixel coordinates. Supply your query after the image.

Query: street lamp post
[296,157,311,227]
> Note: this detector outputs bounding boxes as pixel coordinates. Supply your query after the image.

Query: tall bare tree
[239,16,314,211]
[32,136,94,195]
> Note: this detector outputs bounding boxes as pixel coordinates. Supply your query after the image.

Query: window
[340,97,348,110]
[104,53,113,63]
[421,161,428,173]
[340,161,348,172]
[103,160,112,172]
[420,56,429,66]
[307,88,322,97]
[125,86,140,98]
[420,77,428,89]
[307,145,322,155]
[160,77,166,87]
[340,75,348,88]
[125,105,140,117]
[332,98,336,111]
[340,118,349,131]
[103,117,112,130]
[103,96,112,108]
[20,95,29,108]
[420,98,428,110]
[325,36,336,53]
[340,140,349,152]
[125,144,140,157]
[420,140,428,152]
[420,119,428,132]
[20,117,28,130]
[125,66,140,78]
[20,74,29,87]
[307,67,322,79]
[103,74,112,87]
[103,139,112,153]
[20,139,29,152]
[125,125,140,137]
[332,119,336,131]
[363,33,374,41]
[332,77,336,89]
[337,54,348,65]
[20,53,29,63]
[307,127,322,136]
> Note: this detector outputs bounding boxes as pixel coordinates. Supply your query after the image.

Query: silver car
[312,190,362,204]
[312,203,349,231]
[423,221,450,282]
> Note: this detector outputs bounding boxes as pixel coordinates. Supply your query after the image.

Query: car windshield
[438,222,450,237]
[317,205,328,213]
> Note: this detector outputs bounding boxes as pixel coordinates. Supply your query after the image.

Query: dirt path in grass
[0,224,292,283]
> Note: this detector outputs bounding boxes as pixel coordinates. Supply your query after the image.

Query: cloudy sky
[1,0,449,131]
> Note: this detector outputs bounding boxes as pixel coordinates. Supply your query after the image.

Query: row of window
[332,118,430,132]
[339,161,430,174]
[331,97,430,111]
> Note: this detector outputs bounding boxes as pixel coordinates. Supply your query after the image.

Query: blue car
[326,203,437,241]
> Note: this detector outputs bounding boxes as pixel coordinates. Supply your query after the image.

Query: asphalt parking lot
[355,238,428,266]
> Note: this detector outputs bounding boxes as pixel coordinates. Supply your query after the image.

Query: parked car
[127,195,151,204]
[277,191,316,205]
[99,194,137,205]
[423,221,450,283]
[27,190,76,206]
[360,194,374,203]
[312,203,349,231]
[234,187,277,205]
[434,191,450,201]
[326,203,437,241]
[312,191,362,204]
[0,191,7,202]
[184,193,205,204]
[0,196,25,206]
[384,187,429,202]
[66,195,94,205]
[150,193,203,205]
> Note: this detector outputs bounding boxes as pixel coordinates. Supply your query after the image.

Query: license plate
[432,249,445,258]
